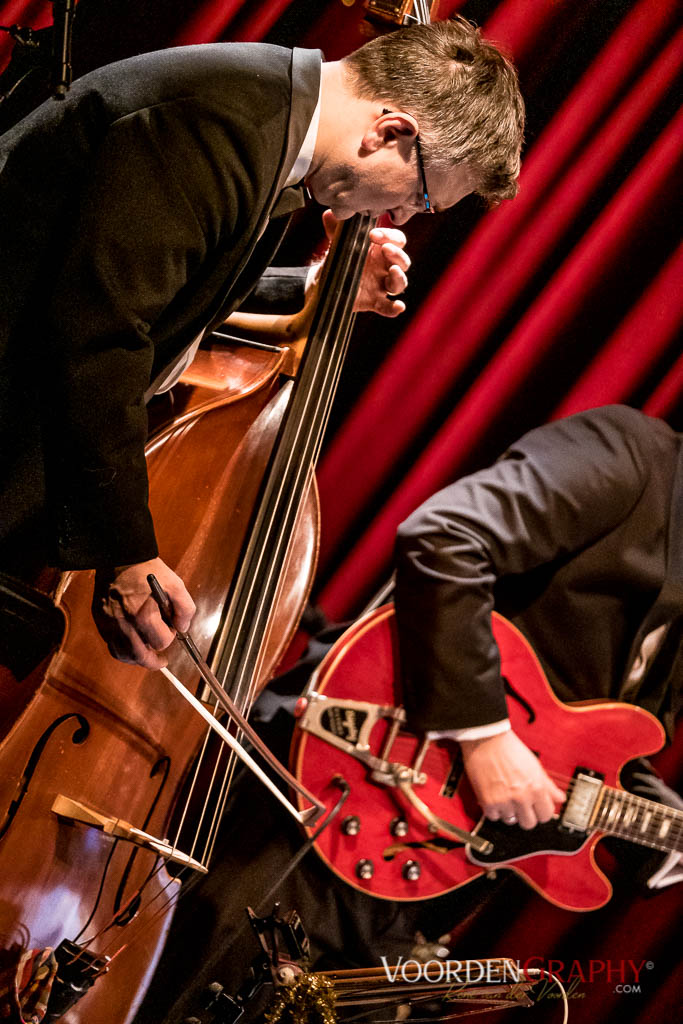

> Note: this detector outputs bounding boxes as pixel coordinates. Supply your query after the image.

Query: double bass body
[0,337,319,1023]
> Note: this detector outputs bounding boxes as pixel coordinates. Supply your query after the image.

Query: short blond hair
[344,17,524,203]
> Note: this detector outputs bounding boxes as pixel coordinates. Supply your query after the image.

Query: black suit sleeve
[43,103,236,568]
[393,407,653,732]
[238,266,309,314]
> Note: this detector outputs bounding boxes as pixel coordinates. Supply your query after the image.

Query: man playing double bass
[0,18,524,671]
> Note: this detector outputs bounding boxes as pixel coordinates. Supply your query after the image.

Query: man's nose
[388,207,415,226]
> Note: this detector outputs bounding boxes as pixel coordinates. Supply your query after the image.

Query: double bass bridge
[52,795,208,872]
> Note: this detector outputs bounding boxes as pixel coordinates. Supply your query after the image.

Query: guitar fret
[622,801,638,828]
[597,786,683,853]
[605,797,621,829]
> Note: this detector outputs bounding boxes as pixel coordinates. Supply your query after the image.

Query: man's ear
[361,110,419,152]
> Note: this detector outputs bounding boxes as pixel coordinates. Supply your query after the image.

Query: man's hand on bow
[322,210,410,317]
[92,557,196,669]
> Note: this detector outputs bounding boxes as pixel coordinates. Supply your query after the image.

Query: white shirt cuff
[426,719,511,742]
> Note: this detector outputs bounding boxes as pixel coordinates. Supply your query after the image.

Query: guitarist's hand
[460,730,565,830]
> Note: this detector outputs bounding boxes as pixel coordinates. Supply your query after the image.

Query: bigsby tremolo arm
[297,690,419,784]
[391,767,493,854]
[298,691,493,854]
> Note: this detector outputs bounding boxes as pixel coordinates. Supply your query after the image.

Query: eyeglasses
[382,109,433,214]
[414,134,433,214]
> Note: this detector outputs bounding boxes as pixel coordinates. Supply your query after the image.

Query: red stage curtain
[316,0,682,617]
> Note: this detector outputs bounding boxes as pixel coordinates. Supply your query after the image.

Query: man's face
[306,141,474,225]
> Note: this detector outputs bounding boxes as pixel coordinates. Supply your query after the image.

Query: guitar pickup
[560,770,604,833]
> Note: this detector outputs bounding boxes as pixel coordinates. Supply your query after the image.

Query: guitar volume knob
[402,860,421,881]
[356,859,374,879]
[390,817,409,837]
[341,815,361,836]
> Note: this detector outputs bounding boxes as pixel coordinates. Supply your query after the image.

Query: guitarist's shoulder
[510,404,679,469]
[549,404,677,442]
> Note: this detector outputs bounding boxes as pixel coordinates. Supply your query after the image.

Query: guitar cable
[523,968,569,1023]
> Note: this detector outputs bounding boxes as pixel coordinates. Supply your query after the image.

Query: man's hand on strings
[92,557,196,669]
[321,210,410,317]
[459,729,566,830]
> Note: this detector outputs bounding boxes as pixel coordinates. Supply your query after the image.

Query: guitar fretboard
[592,787,683,853]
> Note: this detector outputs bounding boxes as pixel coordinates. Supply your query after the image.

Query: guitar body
[291,605,667,911]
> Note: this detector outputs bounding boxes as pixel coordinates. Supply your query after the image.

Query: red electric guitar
[291,605,682,912]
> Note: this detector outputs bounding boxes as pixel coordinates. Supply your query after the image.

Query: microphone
[50,0,75,99]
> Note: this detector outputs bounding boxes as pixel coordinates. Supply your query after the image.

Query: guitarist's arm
[394,407,655,828]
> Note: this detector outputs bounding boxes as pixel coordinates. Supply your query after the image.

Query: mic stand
[0,0,77,106]
[50,0,75,99]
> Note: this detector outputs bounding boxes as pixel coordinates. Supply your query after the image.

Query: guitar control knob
[402,860,421,881]
[390,817,409,837]
[356,859,374,880]
[341,815,361,836]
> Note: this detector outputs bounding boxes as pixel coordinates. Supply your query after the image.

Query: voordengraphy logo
[379,957,654,995]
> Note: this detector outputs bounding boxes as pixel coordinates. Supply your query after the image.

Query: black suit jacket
[0,44,320,570]
[395,406,683,738]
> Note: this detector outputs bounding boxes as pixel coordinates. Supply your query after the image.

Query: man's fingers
[485,802,539,830]
[134,595,177,651]
[105,617,169,670]
[384,265,408,295]
[322,208,338,240]
[551,780,566,804]
[168,588,196,634]
[483,779,563,830]
[369,226,408,250]
[374,296,406,318]
[92,558,196,668]
[379,240,411,271]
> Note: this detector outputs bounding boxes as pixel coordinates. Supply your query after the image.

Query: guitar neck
[592,786,683,853]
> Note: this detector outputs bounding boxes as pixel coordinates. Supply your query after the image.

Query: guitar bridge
[560,769,604,833]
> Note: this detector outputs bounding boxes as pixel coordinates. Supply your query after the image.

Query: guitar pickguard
[468,818,590,867]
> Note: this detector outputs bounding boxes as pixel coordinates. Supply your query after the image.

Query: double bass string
[79,216,377,968]
[182,215,374,869]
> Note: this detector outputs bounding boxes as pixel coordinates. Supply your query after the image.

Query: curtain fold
[554,241,683,418]
[172,1,250,46]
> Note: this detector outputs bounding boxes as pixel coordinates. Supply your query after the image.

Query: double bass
[0,214,373,1023]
